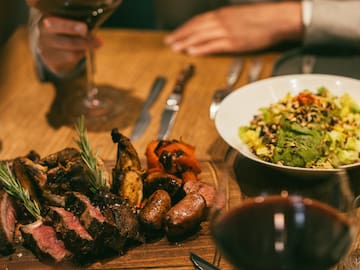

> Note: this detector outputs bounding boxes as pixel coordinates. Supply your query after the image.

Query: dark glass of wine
[34,0,123,124]
[211,170,359,270]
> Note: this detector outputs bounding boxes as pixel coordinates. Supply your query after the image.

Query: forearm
[304,0,360,50]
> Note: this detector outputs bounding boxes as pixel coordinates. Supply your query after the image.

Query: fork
[209,57,243,120]
[209,58,264,120]
[302,55,316,74]
[248,58,263,83]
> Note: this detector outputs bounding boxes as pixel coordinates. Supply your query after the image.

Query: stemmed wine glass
[33,0,123,124]
[211,170,359,270]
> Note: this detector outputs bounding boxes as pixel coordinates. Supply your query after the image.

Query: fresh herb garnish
[0,163,41,220]
[74,116,105,191]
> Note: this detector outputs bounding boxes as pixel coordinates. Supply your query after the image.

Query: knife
[157,64,195,140]
[130,76,166,141]
[190,252,220,270]
[248,58,263,83]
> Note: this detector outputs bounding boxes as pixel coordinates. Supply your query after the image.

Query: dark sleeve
[0,0,27,46]
[102,0,156,29]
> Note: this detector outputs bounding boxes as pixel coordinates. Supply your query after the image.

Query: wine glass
[210,169,359,270]
[34,0,123,124]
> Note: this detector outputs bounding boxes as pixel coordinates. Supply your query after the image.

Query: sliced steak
[92,189,144,246]
[0,190,17,255]
[65,192,125,255]
[46,206,94,257]
[45,160,91,196]
[20,220,72,263]
[40,147,81,169]
[103,204,144,246]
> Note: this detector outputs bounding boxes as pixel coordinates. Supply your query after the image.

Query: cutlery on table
[190,252,220,270]
[130,76,167,141]
[209,57,243,120]
[302,55,316,74]
[157,64,195,140]
[248,58,263,83]
[223,58,263,163]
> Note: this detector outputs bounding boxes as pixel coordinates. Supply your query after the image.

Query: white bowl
[215,74,360,175]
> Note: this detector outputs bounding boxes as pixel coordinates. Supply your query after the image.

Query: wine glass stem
[85,48,99,107]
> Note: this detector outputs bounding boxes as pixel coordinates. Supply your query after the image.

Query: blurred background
[0,0,229,47]
[0,0,28,46]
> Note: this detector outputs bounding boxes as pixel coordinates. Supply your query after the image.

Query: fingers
[37,16,102,75]
[164,11,234,56]
[165,12,217,44]
[185,39,233,56]
[41,17,88,36]
[168,28,227,53]
[165,11,229,55]
[164,3,302,56]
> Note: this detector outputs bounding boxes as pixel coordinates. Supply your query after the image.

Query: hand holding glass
[34,0,123,122]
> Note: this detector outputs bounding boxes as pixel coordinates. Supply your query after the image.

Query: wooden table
[0,27,281,269]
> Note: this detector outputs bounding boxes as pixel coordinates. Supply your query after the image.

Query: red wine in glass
[33,0,123,124]
[212,195,353,270]
[34,0,120,30]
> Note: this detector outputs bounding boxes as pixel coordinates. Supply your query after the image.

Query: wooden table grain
[0,27,282,269]
[0,27,280,162]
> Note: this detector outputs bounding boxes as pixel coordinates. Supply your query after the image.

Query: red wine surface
[35,0,121,30]
[212,195,352,270]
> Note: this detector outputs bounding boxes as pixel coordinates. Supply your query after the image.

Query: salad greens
[239,87,360,168]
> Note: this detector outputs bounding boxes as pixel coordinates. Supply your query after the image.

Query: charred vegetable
[145,139,201,181]
[111,128,144,207]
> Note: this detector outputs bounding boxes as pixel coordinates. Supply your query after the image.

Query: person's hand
[164,2,303,56]
[26,0,102,75]
[36,17,102,75]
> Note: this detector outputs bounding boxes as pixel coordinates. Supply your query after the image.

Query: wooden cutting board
[0,161,239,270]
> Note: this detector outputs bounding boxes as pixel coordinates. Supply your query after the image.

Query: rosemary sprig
[74,116,105,191]
[0,163,42,220]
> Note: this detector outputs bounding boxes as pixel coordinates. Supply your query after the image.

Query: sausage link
[165,193,206,240]
[139,190,172,231]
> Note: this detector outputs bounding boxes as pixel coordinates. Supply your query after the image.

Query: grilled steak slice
[20,220,73,263]
[92,189,144,245]
[0,190,17,255]
[40,147,81,169]
[45,159,91,196]
[104,203,144,246]
[46,206,94,257]
[65,192,126,255]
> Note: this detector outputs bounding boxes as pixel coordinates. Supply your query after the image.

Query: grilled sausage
[164,193,206,240]
[183,180,216,209]
[139,190,172,231]
[143,172,183,198]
